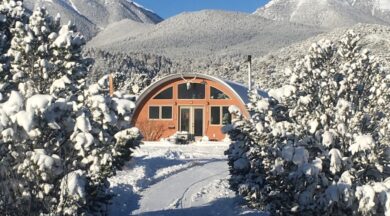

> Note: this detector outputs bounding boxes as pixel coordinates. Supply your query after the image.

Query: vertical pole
[248,55,252,90]
[109,73,114,97]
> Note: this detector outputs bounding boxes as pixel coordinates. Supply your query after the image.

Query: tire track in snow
[176,170,229,209]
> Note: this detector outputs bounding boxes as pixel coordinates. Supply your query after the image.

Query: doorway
[179,106,204,137]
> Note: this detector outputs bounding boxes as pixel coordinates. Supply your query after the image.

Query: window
[154,87,173,99]
[178,83,205,99]
[149,106,172,120]
[161,106,172,119]
[210,87,229,99]
[222,106,231,125]
[210,107,221,125]
[149,106,160,119]
[210,106,231,125]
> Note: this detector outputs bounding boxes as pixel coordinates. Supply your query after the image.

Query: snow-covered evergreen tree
[114,72,152,95]
[8,7,86,99]
[226,31,390,215]
[0,0,25,97]
[0,4,141,215]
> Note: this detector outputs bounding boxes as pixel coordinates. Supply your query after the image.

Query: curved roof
[135,73,256,107]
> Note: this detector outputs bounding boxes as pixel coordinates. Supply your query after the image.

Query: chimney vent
[247,55,252,90]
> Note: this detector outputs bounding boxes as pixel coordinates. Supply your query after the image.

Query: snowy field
[108,142,264,216]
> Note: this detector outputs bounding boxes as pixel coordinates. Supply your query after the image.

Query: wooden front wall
[132,77,249,141]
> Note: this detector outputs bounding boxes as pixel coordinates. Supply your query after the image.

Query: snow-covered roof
[135,73,264,107]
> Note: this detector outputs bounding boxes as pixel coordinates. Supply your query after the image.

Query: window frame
[161,106,173,120]
[177,82,206,100]
[210,106,221,125]
[154,87,173,100]
[148,106,160,120]
[210,86,230,100]
[148,105,173,120]
[209,106,232,125]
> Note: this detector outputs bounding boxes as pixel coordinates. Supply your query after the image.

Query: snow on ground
[108,142,264,216]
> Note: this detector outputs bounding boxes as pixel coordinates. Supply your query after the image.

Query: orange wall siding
[132,77,249,141]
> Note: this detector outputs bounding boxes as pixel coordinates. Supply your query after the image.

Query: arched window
[154,87,173,99]
[210,87,229,99]
[178,83,205,99]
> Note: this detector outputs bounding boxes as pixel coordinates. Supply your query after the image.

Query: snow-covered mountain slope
[87,19,154,47]
[24,0,163,39]
[24,0,98,39]
[252,24,390,89]
[87,10,323,59]
[59,0,163,27]
[351,0,390,24]
[254,0,389,29]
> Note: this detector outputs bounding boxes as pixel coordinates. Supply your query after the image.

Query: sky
[135,0,269,19]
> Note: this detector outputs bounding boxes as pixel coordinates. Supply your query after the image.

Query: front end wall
[132,77,249,141]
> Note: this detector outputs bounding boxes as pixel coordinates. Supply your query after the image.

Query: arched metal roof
[135,73,254,108]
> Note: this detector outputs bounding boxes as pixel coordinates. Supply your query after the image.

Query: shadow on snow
[109,183,141,216]
[108,156,228,215]
[137,197,267,216]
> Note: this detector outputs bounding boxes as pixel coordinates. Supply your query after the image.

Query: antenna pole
[248,55,252,90]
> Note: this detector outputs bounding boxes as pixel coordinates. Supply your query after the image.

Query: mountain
[85,10,326,85]
[351,0,390,23]
[87,10,323,59]
[85,3,390,89]
[252,24,390,89]
[254,0,390,29]
[24,0,163,39]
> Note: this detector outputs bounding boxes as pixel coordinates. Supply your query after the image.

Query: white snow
[67,0,81,14]
[349,134,375,155]
[15,110,34,132]
[355,185,376,214]
[75,113,92,132]
[26,94,53,114]
[329,148,343,174]
[112,98,135,115]
[50,76,71,94]
[378,0,390,11]
[268,85,296,101]
[108,142,263,215]
[322,131,334,147]
[128,0,156,13]
[256,100,269,111]
[60,170,86,200]
[2,91,24,116]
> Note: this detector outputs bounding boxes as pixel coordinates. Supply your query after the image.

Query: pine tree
[0,4,141,215]
[226,31,390,215]
[0,0,25,98]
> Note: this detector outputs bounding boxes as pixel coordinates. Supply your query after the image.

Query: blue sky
[136,0,269,19]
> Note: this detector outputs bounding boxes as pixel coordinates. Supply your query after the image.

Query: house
[131,73,252,141]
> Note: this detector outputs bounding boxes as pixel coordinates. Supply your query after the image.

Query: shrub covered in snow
[0,3,141,215]
[225,31,390,215]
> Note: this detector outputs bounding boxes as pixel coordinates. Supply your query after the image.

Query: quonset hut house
[131,73,255,141]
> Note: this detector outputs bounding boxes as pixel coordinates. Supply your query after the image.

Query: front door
[179,106,204,137]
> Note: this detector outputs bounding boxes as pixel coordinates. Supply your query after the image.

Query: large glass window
[210,107,221,125]
[149,106,160,119]
[154,87,173,99]
[178,83,205,99]
[161,106,172,119]
[210,87,229,99]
